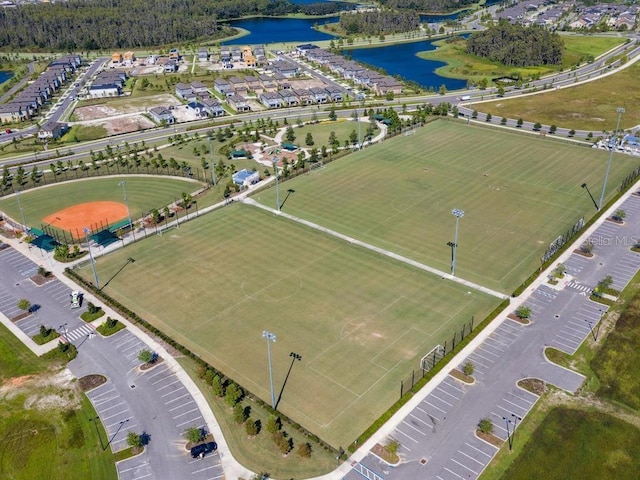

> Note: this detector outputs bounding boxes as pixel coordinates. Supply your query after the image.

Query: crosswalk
[64,324,95,342]
[566,281,592,294]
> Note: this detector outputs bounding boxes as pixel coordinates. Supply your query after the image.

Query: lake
[0,71,13,85]
[347,40,468,91]
[223,17,337,45]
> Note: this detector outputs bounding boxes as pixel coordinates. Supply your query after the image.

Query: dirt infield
[43,201,128,238]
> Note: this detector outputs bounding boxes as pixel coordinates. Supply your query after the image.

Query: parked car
[5,129,11,134]
[190,442,217,459]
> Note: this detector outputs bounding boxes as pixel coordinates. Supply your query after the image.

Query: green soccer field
[74,204,499,447]
[253,120,637,293]
[0,176,203,230]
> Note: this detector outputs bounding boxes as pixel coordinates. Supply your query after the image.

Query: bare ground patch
[103,115,156,135]
[74,94,181,120]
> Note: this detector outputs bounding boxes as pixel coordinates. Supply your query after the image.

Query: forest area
[339,10,421,36]
[379,0,477,13]
[466,20,564,66]
[0,0,346,51]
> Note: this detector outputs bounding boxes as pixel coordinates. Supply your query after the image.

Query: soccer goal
[420,344,445,372]
[309,160,324,173]
[404,128,416,136]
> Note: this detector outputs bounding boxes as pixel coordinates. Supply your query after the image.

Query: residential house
[174,82,194,101]
[148,106,175,124]
[220,47,231,63]
[214,78,232,96]
[201,98,225,117]
[373,76,403,95]
[231,48,242,62]
[227,94,250,112]
[198,48,210,62]
[259,92,283,109]
[258,74,277,92]
[147,55,158,65]
[271,60,298,78]
[294,89,314,105]
[325,86,343,102]
[191,81,209,98]
[111,52,123,64]
[88,84,121,98]
[244,54,256,67]
[254,46,266,65]
[38,121,67,140]
[309,87,328,104]
[163,59,178,73]
[0,103,29,123]
[244,76,261,94]
[123,51,136,65]
[228,76,247,96]
[169,48,180,60]
[187,101,208,118]
[280,90,299,107]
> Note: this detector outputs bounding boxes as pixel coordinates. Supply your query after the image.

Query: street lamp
[581,183,599,211]
[58,322,68,339]
[598,107,625,210]
[503,414,522,451]
[209,136,217,186]
[272,156,280,213]
[84,227,100,289]
[262,330,277,409]
[117,180,132,231]
[451,208,464,276]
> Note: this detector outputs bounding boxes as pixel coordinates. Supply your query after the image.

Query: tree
[478,418,493,434]
[272,431,292,455]
[533,122,542,131]
[39,324,51,337]
[568,129,576,137]
[612,209,626,222]
[500,117,507,125]
[285,126,296,142]
[471,110,478,119]
[549,124,557,134]
[517,118,523,128]
[439,84,447,95]
[127,432,144,449]
[212,374,225,397]
[349,129,358,146]
[478,77,488,90]
[17,298,31,311]
[515,305,532,320]
[597,275,614,291]
[184,426,204,444]
[266,415,281,434]
[553,263,566,278]
[138,349,156,364]
[233,403,247,424]
[497,85,505,97]
[305,133,314,146]
[328,106,337,121]
[245,418,260,437]
[224,383,243,407]
[580,241,594,255]
[462,361,474,376]
[485,113,492,122]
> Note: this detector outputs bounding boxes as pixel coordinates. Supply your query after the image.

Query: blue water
[0,71,12,84]
[348,40,468,91]
[223,17,337,45]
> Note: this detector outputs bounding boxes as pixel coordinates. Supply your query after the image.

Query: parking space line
[202,474,224,480]
[102,409,130,421]
[172,407,199,419]
[161,386,186,398]
[402,419,428,436]
[131,474,152,480]
[424,400,446,414]
[169,401,195,413]
[177,417,203,428]
[87,387,115,399]
[458,450,484,467]
[152,375,173,385]
[443,466,464,479]
[435,386,459,401]
[430,393,453,407]
[165,393,191,405]
[465,442,494,456]
[147,367,169,380]
[157,379,182,390]
[191,466,218,474]
[394,427,419,444]
[471,350,496,363]
[99,401,127,413]
[118,462,149,473]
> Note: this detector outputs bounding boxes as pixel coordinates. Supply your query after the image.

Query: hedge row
[64,267,343,458]
[347,297,510,453]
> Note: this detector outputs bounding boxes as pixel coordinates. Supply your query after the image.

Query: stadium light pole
[84,227,100,289]
[117,180,132,230]
[511,414,522,450]
[272,156,280,213]
[451,209,464,276]
[14,189,27,231]
[262,330,277,409]
[598,107,625,211]
[581,183,599,211]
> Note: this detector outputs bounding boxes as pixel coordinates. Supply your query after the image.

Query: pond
[0,71,13,85]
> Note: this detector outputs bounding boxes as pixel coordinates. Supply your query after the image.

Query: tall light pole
[209,136,217,186]
[581,183,599,211]
[598,107,625,211]
[262,330,277,409]
[451,208,464,276]
[272,156,280,213]
[84,227,100,289]
[15,189,27,231]
[118,180,132,230]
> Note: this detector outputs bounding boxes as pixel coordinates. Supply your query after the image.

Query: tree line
[0,0,346,51]
[379,0,477,13]
[466,20,564,67]
[339,10,420,36]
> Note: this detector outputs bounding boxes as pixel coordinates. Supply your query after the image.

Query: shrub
[266,415,281,434]
[224,383,243,407]
[184,426,204,444]
[516,305,532,320]
[273,431,292,455]
[138,349,154,364]
[212,374,225,397]
[17,298,31,311]
[613,208,626,222]
[297,442,312,458]
[127,432,143,448]
[478,418,493,434]
[87,301,100,314]
[106,317,118,328]
[581,241,594,254]
[39,324,51,337]
[462,360,475,376]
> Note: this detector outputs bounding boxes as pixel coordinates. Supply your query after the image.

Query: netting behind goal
[420,344,445,372]
[309,161,324,173]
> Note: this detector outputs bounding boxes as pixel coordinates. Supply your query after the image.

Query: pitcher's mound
[44,201,128,238]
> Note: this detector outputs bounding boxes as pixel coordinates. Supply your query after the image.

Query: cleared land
[0,177,202,232]
[494,407,640,479]
[254,119,636,293]
[479,60,640,132]
[74,204,499,447]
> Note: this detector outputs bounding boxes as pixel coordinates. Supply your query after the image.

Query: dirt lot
[102,115,156,135]
[74,94,181,120]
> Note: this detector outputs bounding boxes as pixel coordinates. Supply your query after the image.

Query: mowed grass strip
[75,203,499,447]
[253,120,637,292]
[0,176,202,228]
[480,60,640,132]
[494,407,640,480]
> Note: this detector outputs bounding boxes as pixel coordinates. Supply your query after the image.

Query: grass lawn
[591,287,640,409]
[418,35,624,83]
[491,407,640,480]
[479,60,640,132]
[74,204,499,448]
[254,119,636,293]
[285,119,378,148]
[63,125,109,143]
[0,176,203,232]
[0,322,116,480]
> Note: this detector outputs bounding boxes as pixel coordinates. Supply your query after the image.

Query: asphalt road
[342,193,640,480]
[0,245,224,480]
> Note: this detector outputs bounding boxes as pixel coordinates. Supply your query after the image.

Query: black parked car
[190,442,217,459]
